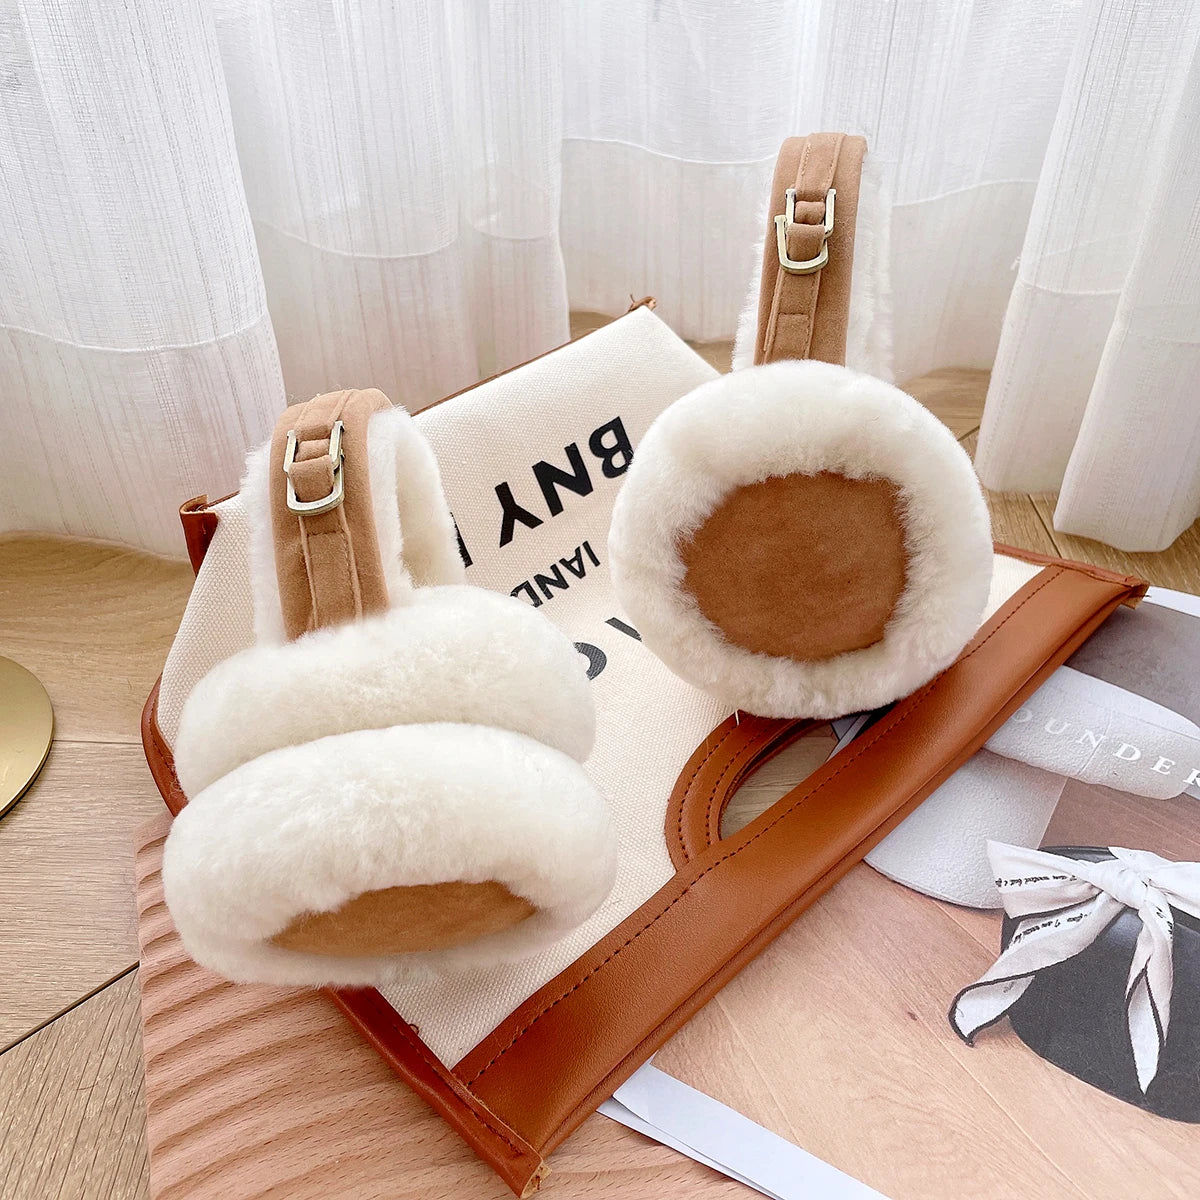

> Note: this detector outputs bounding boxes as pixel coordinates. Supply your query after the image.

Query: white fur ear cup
[163,723,615,986]
[167,397,615,985]
[386,405,468,588]
[609,360,993,718]
[174,586,595,797]
[166,592,611,985]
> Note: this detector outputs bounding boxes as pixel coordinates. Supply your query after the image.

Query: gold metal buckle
[775,186,835,275]
[283,419,345,515]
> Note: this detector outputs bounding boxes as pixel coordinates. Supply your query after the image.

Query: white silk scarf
[951,842,1200,1091]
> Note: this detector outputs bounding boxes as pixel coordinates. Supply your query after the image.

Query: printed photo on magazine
[604,587,1200,1200]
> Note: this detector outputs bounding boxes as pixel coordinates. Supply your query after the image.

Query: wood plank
[131,818,741,1200]
[0,971,149,1200]
[0,535,192,744]
[1029,494,1200,590]
[904,366,989,439]
[0,742,163,1049]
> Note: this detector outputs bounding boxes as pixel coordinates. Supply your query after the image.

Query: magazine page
[608,590,1200,1199]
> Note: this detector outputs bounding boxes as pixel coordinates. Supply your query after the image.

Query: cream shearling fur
[175,585,595,797]
[242,405,466,645]
[163,723,616,986]
[165,401,615,986]
[608,359,993,717]
[729,233,761,371]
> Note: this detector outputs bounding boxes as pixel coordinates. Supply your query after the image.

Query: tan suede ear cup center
[679,471,908,662]
[269,881,537,958]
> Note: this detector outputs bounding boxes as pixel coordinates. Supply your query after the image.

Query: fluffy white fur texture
[730,235,761,372]
[174,585,595,797]
[608,359,993,718]
[242,405,465,644]
[163,723,617,986]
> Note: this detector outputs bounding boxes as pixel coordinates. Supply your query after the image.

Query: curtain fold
[211,0,568,409]
[1053,30,1200,551]
[974,0,1200,552]
[1,0,284,554]
[2,0,1196,555]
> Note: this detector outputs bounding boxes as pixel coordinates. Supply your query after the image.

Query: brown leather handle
[269,389,393,640]
[754,132,867,366]
[665,716,821,869]
[453,561,1147,1159]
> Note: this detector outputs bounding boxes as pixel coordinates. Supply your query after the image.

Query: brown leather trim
[664,717,819,869]
[179,496,222,576]
[331,989,548,1197]
[453,563,1147,1155]
[995,542,1147,599]
[141,679,187,817]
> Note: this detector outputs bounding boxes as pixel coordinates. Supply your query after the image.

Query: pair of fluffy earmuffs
[164,364,991,988]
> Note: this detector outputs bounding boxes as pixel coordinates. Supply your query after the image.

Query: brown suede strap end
[269,389,394,641]
[755,132,867,367]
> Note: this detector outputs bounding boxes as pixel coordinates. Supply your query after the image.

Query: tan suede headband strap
[754,132,867,366]
[270,389,393,641]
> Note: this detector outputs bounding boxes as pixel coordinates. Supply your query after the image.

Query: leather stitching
[994,544,1143,589]
[463,567,1069,1087]
[388,1015,531,1161]
[701,723,783,850]
[338,989,536,1165]
[671,725,737,861]
[704,720,821,848]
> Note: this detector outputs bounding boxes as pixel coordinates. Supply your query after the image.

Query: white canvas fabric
[156,308,1046,1064]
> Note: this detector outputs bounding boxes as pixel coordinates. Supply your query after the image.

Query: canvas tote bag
[142,138,1147,1196]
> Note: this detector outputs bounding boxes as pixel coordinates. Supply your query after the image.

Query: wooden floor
[3,340,1200,1199]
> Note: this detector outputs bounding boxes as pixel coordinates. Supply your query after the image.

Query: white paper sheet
[1146,586,1200,619]
[600,1062,889,1199]
[1145,588,1200,799]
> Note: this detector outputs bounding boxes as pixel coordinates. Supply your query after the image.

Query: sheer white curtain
[3,0,1197,555]
[210,0,569,409]
[0,0,283,553]
[975,1,1200,550]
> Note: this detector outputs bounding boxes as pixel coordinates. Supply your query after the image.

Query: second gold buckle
[775,186,835,275]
